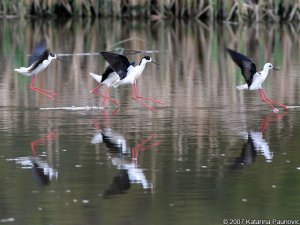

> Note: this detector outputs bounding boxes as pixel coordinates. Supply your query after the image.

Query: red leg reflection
[131,134,161,160]
[260,111,288,133]
[31,131,57,158]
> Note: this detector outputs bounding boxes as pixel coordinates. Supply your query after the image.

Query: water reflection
[9,156,58,186]
[7,131,58,186]
[91,112,160,197]
[104,133,160,197]
[232,112,288,169]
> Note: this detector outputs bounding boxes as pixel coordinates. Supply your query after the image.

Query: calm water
[0,19,300,225]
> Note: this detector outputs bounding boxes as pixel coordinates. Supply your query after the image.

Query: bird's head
[49,52,63,62]
[140,56,159,65]
[264,63,279,71]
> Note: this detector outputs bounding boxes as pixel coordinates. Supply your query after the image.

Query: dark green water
[0,19,300,225]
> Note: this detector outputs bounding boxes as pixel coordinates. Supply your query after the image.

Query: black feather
[28,51,49,73]
[101,65,115,83]
[28,40,49,67]
[100,52,131,80]
[226,48,257,87]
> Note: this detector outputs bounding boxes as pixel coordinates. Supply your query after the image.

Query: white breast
[112,65,136,87]
[33,60,51,75]
[249,73,264,90]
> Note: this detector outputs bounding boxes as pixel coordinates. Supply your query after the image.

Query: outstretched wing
[226,48,257,87]
[100,52,131,80]
[28,40,49,66]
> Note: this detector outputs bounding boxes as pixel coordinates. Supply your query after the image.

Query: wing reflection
[9,156,58,186]
[232,112,288,169]
[7,131,58,186]
[91,113,160,197]
[103,169,130,196]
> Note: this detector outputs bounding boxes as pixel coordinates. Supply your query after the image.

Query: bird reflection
[8,131,58,186]
[232,112,288,169]
[91,112,160,197]
[103,134,160,197]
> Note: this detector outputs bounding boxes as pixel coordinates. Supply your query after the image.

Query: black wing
[28,40,49,66]
[101,65,115,83]
[100,52,131,80]
[28,51,50,73]
[226,48,257,87]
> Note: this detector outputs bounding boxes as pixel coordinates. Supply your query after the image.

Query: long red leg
[261,89,288,111]
[91,84,119,107]
[91,84,103,94]
[30,75,56,100]
[134,83,163,105]
[102,89,108,109]
[258,89,277,110]
[131,83,156,112]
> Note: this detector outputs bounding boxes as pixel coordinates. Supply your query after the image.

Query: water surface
[0,19,300,225]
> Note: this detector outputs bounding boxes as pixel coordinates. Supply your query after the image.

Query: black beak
[151,60,159,65]
[273,67,280,71]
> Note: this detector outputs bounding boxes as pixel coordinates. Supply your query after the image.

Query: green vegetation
[0,0,299,22]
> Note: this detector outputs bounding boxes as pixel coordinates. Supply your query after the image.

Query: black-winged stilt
[93,51,162,111]
[226,48,287,112]
[90,63,134,108]
[14,40,62,100]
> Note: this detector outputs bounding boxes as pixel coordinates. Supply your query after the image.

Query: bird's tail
[14,67,31,76]
[90,72,102,83]
[236,84,248,90]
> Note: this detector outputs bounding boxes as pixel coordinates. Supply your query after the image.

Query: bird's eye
[50,53,55,57]
[269,65,272,67]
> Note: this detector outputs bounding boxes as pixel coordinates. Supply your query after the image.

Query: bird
[14,40,62,100]
[226,48,287,112]
[91,51,161,111]
[90,63,135,108]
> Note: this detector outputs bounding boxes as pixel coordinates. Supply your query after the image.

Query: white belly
[112,65,145,88]
[248,73,268,90]
[15,59,51,76]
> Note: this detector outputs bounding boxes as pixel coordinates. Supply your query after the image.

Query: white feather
[14,67,32,76]
[15,55,54,77]
[90,72,103,83]
[236,84,248,90]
